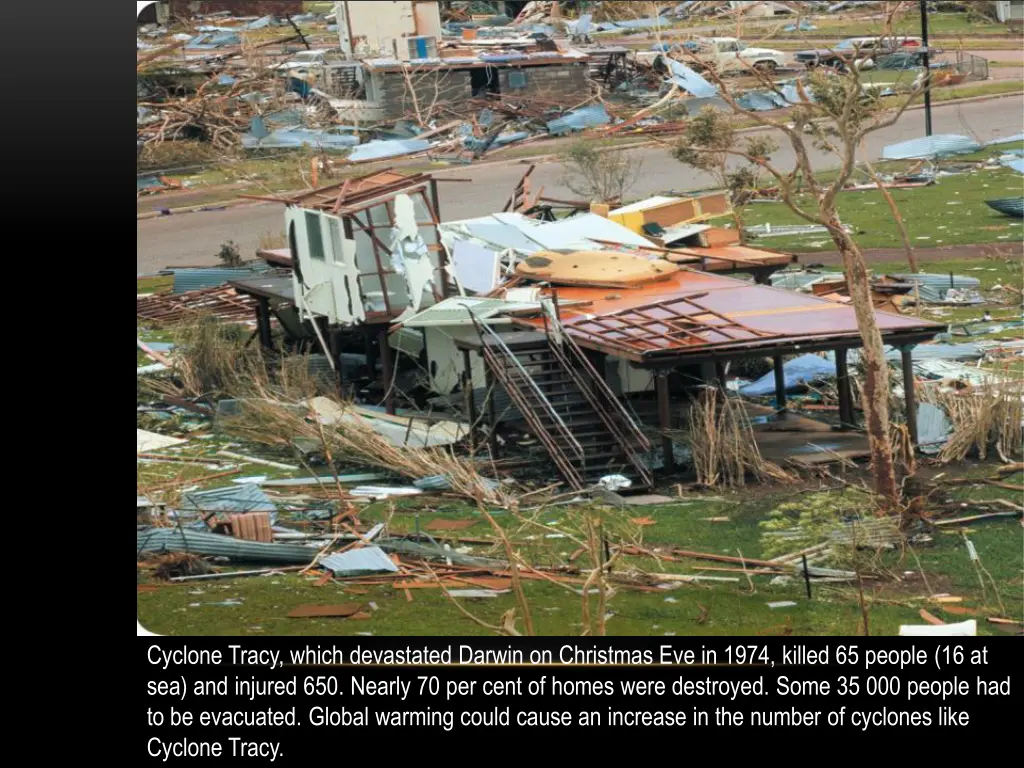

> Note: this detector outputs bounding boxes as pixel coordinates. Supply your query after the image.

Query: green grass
[780,12,1010,39]
[138,475,1023,636]
[923,79,1024,102]
[770,38,1024,51]
[137,275,173,293]
[738,160,1024,253]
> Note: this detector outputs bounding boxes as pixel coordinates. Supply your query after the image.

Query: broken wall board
[137,429,188,453]
[307,396,468,447]
[609,192,731,234]
[451,240,502,294]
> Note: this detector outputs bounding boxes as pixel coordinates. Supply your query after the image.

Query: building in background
[334,1,443,58]
[168,1,303,17]
[992,0,1024,27]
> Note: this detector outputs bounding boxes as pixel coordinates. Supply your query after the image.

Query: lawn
[737,155,1024,254]
[137,469,1023,637]
[137,275,173,294]
[779,12,1011,39]
[768,38,1024,51]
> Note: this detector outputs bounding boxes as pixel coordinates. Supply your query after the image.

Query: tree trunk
[824,208,901,513]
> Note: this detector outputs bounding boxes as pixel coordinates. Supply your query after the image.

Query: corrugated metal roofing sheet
[546,104,611,136]
[518,270,943,360]
[881,134,981,160]
[320,546,399,575]
[137,528,316,564]
[917,402,952,455]
[663,57,717,98]
[178,483,277,515]
[985,133,1024,146]
[894,273,982,302]
[171,267,264,293]
[986,198,1024,217]
[347,139,432,162]
[241,127,361,150]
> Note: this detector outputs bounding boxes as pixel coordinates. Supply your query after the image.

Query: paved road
[137,93,1024,274]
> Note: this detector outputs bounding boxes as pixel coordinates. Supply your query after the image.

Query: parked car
[687,37,789,73]
[637,36,787,73]
[795,36,923,70]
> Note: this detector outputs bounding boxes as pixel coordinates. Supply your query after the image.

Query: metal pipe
[772,355,787,419]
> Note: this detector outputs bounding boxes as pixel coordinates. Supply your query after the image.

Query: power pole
[920,0,932,136]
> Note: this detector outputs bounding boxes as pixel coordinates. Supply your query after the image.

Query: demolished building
[227,170,945,490]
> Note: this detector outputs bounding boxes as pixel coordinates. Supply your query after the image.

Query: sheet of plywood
[515,250,679,288]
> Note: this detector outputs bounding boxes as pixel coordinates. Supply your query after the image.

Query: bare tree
[561,139,644,204]
[671,39,927,514]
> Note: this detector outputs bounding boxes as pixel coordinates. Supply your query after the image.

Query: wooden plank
[287,603,364,618]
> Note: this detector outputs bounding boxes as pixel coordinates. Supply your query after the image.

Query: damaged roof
[254,169,435,213]
[517,270,943,362]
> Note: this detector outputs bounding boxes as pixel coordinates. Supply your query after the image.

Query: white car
[687,37,788,73]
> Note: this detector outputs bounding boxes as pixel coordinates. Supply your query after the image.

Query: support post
[378,328,396,415]
[836,347,853,429]
[484,364,499,458]
[256,297,273,350]
[430,178,449,299]
[714,361,727,391]
[656,371,674,472]
[462,349,478,454]
[901,345,918,447]
[772,355,787,419]
[328,329,345,398]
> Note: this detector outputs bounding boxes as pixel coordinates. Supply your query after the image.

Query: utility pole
[919,0,932,136]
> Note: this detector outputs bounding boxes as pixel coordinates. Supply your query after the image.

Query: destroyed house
[277,170,446,324]
[233,171,945,492]
[360,50,590,120]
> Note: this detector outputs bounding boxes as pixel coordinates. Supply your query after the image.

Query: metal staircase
[470,310,653,491]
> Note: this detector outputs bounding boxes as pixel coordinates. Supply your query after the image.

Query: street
[137,93,1024,274]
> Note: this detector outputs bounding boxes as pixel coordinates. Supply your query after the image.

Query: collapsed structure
[223,168,944,490]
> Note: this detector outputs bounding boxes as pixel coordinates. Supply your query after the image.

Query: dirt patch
[873,568,955,600]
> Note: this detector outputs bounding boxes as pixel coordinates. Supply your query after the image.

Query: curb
[137,197,258,220]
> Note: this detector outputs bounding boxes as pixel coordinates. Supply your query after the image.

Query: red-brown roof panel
[519,269,943,359]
